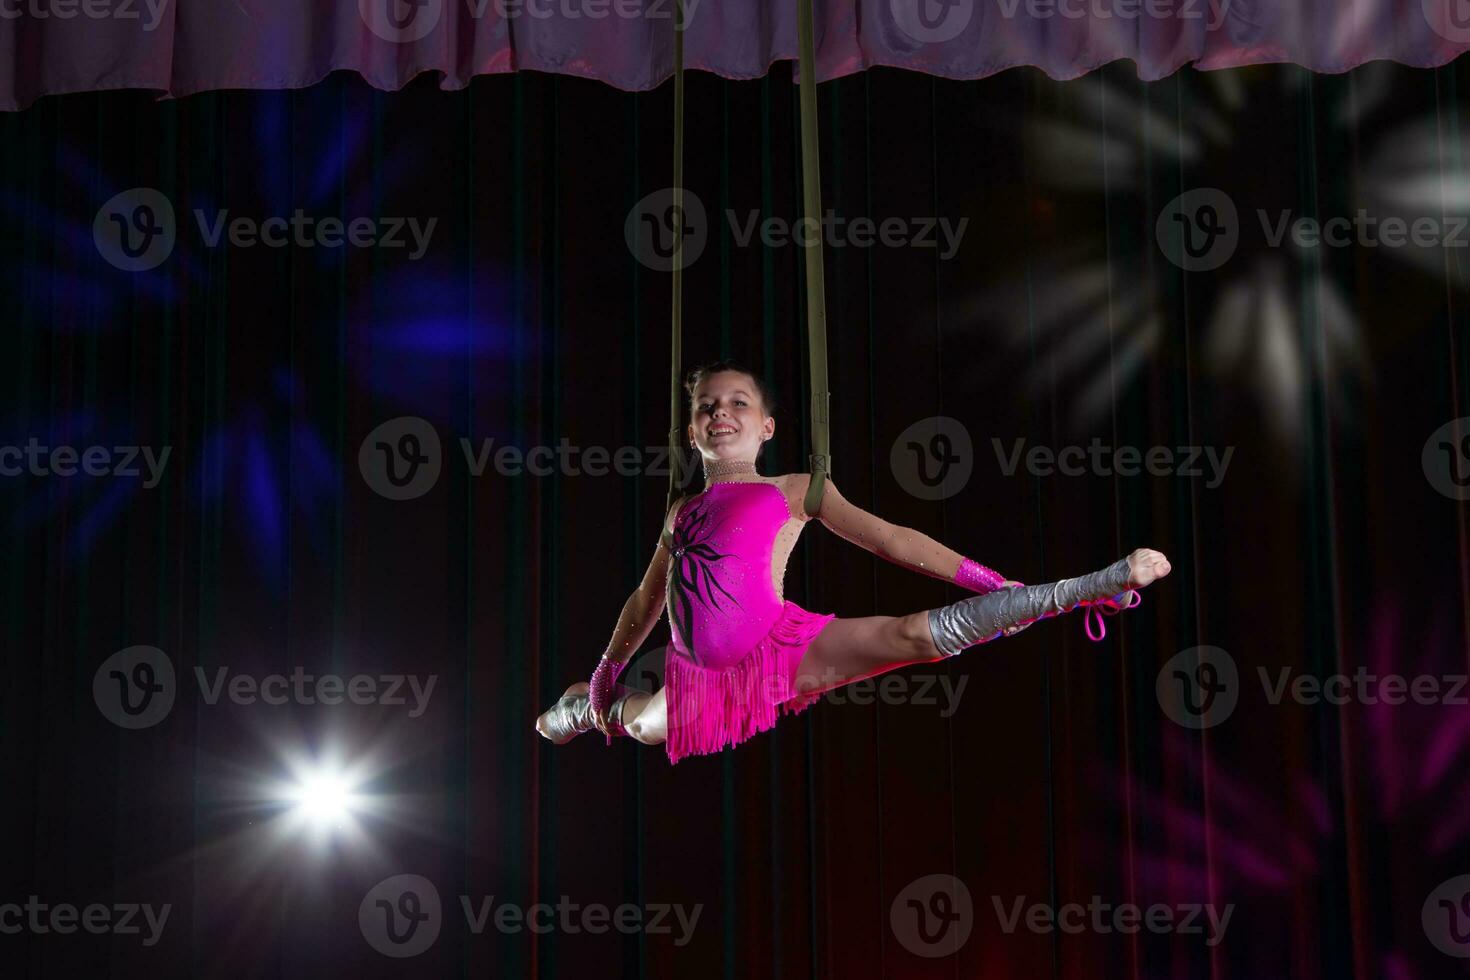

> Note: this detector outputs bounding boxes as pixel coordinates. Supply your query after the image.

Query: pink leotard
[661,480,835,763]
[667,481,791,668]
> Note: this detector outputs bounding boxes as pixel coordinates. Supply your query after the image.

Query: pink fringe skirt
[664,600,836,765]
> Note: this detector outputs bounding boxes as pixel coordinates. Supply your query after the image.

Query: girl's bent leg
[622,687,667,746]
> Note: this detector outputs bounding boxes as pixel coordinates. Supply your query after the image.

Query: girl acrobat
[536,359,1171,764]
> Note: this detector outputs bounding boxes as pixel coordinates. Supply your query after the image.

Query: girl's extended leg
[794,612,943,697]
[795,548,1170,696]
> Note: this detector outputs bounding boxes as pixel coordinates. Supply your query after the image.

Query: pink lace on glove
[588,654,625,746]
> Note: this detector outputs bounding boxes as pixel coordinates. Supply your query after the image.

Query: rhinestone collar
[702,456,759,483]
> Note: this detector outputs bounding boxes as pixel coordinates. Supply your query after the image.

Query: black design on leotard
[666,494,742,667]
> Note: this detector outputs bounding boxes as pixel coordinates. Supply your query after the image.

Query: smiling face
[687,370,775,463]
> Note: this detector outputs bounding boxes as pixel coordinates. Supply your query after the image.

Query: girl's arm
[587,496,681,732]
[807,476,1015,593]
[596,544,672,666]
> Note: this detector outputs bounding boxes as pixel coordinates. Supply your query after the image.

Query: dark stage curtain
[2,57,1470,979]
[3,0,1470,110]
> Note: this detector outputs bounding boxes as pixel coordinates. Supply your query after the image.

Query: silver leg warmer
[537,684,636,744]
[927,558,1135,656]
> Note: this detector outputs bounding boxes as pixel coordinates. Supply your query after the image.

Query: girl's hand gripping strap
[954,558,1031,636]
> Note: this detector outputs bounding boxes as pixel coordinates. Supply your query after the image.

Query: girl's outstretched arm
[807,476,1015,593]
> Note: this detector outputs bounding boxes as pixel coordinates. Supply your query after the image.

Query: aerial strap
[662,0,830,551]
[662,0,686,550]
[796,0,831,519]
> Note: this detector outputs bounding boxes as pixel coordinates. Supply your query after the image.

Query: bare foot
[535,682,590,742]
[1125,548,1171,589]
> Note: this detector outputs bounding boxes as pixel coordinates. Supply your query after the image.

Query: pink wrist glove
[953,558,1014,594]
[588,654,625,746]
